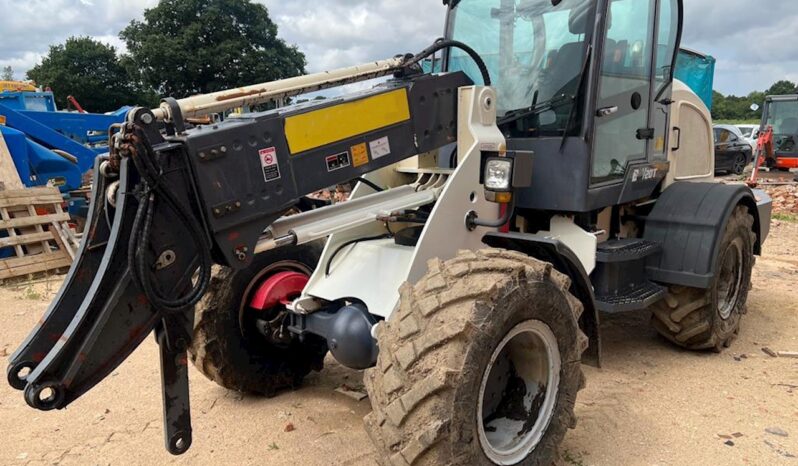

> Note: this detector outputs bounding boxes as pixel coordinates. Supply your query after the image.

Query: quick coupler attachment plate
[7,155,202,455]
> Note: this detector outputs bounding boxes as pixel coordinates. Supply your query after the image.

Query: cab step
[592,239,666,313]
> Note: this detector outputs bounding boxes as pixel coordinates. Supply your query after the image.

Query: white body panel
[534,216,597,275]
[665,80,715,187]
[308,239,415,317]
[406,86,506,285]
[300,86,507,319]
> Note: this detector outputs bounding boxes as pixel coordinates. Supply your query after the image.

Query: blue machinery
[0,89,128,193]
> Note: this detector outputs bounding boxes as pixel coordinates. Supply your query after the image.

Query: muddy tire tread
[365,249,587,466]
[651,206,756,351]
[189,243,327,396]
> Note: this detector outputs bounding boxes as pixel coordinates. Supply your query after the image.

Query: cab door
[590,0,656,185]
[650,0,680,161]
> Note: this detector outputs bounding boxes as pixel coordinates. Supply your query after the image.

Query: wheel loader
[6,0,772,464]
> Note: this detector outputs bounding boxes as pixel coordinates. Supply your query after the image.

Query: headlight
[484,158,513,191]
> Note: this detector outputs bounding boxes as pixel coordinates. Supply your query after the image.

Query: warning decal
[259,147,281,183]
[326,151,351,172]
[351,143,369,168]
[369,136,391,159]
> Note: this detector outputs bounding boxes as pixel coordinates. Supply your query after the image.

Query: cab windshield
[766,100,798,153]
[448,0,594,135]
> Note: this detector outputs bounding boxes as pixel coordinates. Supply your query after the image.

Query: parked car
[714,125,753,175]
[735,124,760,149]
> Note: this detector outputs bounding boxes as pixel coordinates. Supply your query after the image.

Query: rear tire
[189,243,327,396]
[651,206,756,351]
[364,249,587,465]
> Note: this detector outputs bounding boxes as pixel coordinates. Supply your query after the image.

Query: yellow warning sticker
[351,143,369,168]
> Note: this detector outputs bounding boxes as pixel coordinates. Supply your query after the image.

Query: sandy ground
[0,223,797,466]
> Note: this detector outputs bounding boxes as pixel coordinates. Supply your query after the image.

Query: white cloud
[260,0,444,72]
[0,52,44,80]
[0,0,158,79]
[681,0,798,95]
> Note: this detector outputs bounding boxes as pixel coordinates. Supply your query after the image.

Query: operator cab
[444,0,682,212]
[762,95,798,170]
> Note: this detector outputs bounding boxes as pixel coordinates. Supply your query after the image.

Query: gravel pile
[763,184,798,215]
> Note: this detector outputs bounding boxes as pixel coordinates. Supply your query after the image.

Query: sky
[1,0,797,97]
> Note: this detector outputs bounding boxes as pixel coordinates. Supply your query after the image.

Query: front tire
[364,250,587,465]
[651,206,756,351]
[189,243,327,396]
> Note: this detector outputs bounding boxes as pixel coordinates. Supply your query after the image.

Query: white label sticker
[369,136,391,159]
[259,147,281,182]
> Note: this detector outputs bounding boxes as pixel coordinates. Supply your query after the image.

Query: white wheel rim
[477,320,561,465]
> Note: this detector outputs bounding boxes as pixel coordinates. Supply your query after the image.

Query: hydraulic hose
[466,198,516,230]
[124,125,213,312]
[404,38,492,86]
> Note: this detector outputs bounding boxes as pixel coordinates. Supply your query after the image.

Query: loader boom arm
[7,64,475,455]
[151,57,407,122]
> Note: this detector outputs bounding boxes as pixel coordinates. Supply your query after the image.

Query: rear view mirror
[750,103,760,112]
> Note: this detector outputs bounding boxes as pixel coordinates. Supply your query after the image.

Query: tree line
[712,80,798,122]
[17,0,305,113]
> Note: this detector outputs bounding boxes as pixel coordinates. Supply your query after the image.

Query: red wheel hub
[249,271,309,311]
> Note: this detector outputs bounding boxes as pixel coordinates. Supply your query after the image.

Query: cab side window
[654,0,678,95]
[591,0,655,184]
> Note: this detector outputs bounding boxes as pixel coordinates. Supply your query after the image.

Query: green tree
[712,82,795,121]
[712,91,765,121]
[1,66,13,81]
[121,0,306,99]
[712,90,730,119]
[765,80,797,96]
[26,37,153,112]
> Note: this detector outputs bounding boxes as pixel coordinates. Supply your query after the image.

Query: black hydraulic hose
[354,177,384,192]
[467,198,516,229]
[404,38,492,86]
[126,127,213,312]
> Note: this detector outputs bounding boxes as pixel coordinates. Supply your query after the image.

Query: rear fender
[644,182,770,289]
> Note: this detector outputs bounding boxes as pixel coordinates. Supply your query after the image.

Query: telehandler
[7,0,772,464]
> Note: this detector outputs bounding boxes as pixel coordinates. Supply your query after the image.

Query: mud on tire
[189,243,327,396]
[651,205,756,351]
[364,249,588,466]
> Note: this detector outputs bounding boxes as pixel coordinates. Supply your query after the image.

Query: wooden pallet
[0,131,22,192]
[0,187,76,281]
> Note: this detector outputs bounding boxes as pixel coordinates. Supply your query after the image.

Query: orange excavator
[748,125,774,186]
[749,94,798,185]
